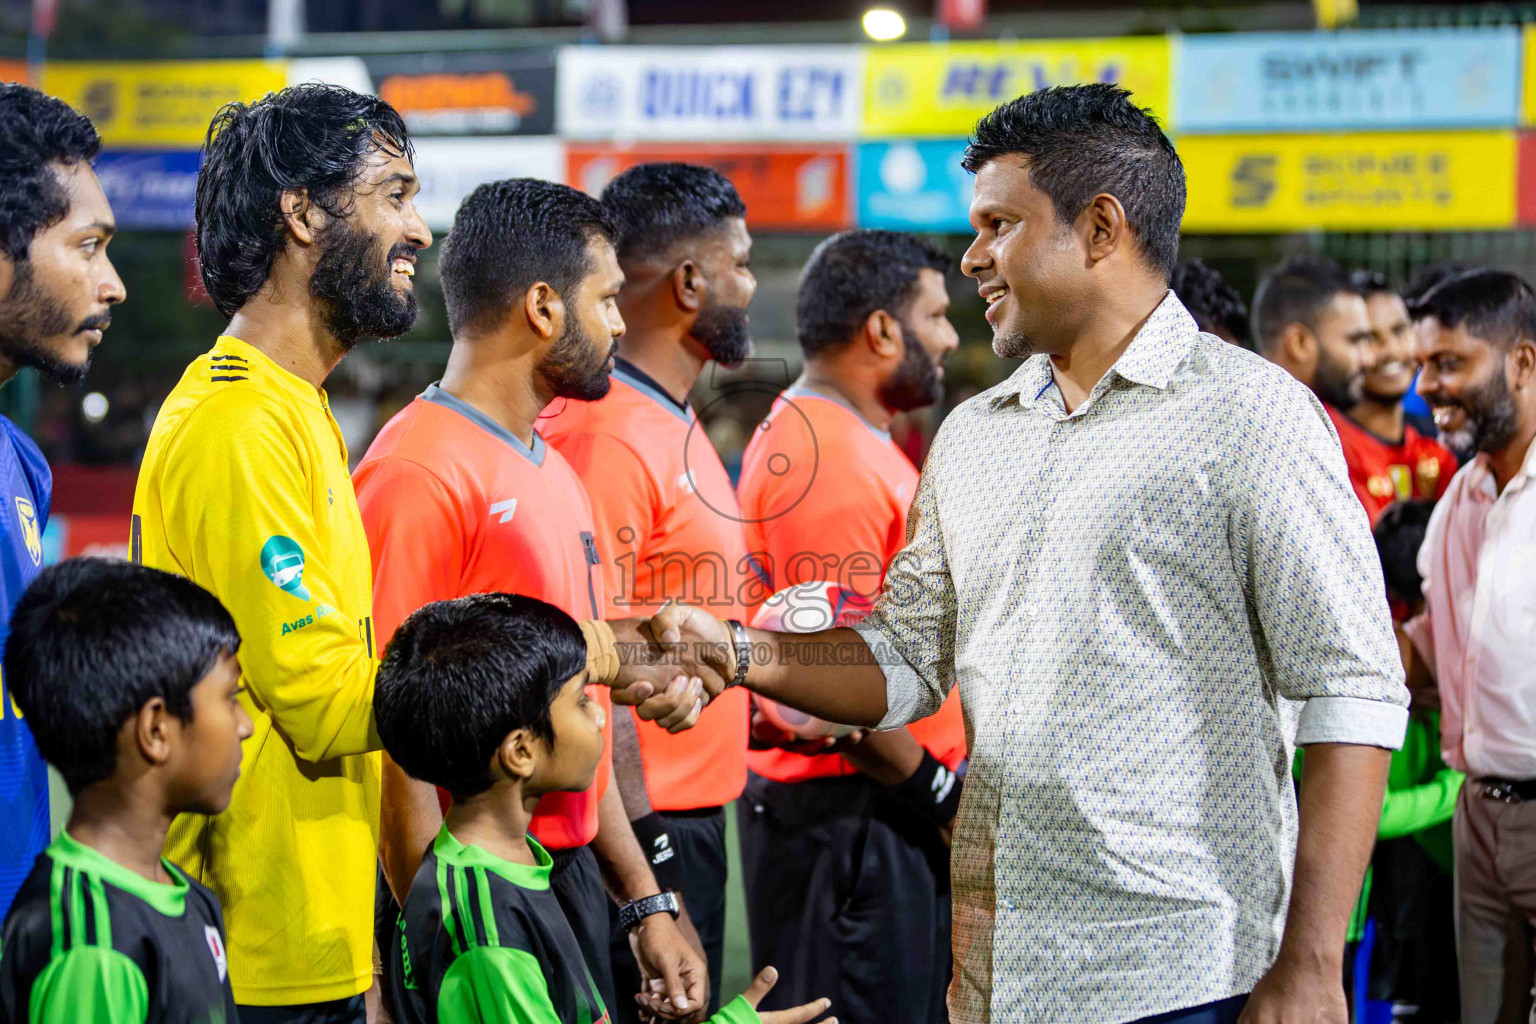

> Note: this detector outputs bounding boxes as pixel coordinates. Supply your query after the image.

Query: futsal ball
[749,581,861,740]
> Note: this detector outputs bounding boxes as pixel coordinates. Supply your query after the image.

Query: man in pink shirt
[1401,269,1536,1024]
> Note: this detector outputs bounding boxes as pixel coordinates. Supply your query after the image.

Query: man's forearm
[740,625,890,726]
[380,753,444,905]
[591,781,663,903]
[1280,743,1391,969]
[838,727,925,786]
[611,705,654,821]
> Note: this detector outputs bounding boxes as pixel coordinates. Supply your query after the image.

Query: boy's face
[532,672,605,794]
[165,653,253,815]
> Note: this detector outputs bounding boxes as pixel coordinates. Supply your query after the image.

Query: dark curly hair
[0,84,101,262]
[1171,259,1250,347]
[962,84,1186,280]
[195,84,413,318]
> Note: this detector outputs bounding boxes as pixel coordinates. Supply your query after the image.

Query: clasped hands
[602,600,739,732]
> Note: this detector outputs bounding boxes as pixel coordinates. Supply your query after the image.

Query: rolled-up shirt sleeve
[1228,382,1409,749]
[852,435,960,731]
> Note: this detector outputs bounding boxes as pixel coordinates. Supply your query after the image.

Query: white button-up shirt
[854,293,1409,1024]
[1405,437,1536,779]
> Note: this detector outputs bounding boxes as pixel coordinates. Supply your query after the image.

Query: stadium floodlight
[862,7,906,41]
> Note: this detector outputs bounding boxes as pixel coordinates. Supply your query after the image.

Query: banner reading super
[862,38,1172,137]
[1180,131,1516,231]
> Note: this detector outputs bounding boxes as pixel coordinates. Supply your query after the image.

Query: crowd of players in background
[1171,254,1536,1024]
[0,74,1532,1024]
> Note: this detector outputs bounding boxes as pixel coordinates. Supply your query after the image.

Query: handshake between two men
[582,599,895,736]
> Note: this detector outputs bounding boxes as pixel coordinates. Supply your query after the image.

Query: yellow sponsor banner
[42,61,287,147]
[863,38,1172,137]
[1180,131,1516,233]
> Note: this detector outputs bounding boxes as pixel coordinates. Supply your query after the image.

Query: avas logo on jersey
[14,497,41,567]
[260,535,311,601]
[204,924,228,981]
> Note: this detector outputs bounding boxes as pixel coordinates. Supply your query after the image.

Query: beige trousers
[1456,783,1536,1024]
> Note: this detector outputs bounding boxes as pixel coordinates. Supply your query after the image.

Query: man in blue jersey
[0,85,124,915]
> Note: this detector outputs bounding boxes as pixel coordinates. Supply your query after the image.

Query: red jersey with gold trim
[737,385,967,784]
[540,360,750,812]
[354,384,612,851]
[1325,405,1457,526]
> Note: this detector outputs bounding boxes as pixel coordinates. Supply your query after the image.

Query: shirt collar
[782,382,892,443]
[613,357,692,423]
[1469,436,1536,500]
[988,291,1200,410]
[421,382,547,466]
[214,335,326,410]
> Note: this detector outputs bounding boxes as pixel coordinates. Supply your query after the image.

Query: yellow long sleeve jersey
[131,336,381,1006]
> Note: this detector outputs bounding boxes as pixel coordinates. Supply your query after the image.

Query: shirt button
[1000,898,1017,912]
[1023,604,1038,618]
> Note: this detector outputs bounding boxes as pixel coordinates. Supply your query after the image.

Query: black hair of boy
[2,557,240,795]
[375,593,587,800]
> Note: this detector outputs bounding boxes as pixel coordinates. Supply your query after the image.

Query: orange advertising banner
[0,60,29,84]
[566,144,851,232]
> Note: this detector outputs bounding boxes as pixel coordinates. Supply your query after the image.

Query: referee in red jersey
[735,230,965,1022]
[542,163,756,1021]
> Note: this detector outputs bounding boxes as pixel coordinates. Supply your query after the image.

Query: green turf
[721,802,754,997]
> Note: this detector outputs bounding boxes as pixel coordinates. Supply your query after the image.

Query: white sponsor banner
[557,45,863,141]
[410,137,564,230]
[286,57,373,94]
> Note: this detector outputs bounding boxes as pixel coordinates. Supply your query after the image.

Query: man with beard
[540,163,755,1021]
[1253,255,1378,415]
[130,84,431,1024]
[353,178,710,1023]
[596,85,1410,1024]
[1325,271,1458,526]
[0,85,124,917]
[733,229,965,1022]
[1400,270,1536,1024]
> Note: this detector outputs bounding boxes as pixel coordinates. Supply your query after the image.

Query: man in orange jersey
[735,230,965,1022]
[1329,271,1458,525]
[353,179,709,1021]
[541,164,755,1021]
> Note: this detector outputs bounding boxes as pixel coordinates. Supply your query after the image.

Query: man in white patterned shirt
[602,84,1410,1024]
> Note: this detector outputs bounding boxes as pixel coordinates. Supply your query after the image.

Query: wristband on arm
[628,812,687,894]
[893,750,963,829]
[580,619,620,686]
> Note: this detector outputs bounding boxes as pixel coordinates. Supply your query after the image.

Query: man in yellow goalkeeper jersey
[130,84,432,1024]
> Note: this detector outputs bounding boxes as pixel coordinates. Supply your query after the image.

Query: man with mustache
[734,229,964,1023]
[1254,255,1378,417]
[1400,270,1536,1024]
[597,85,1410,1024]
[131,84,431,1024]
[1326,271,1457,526]
[540,162,756,1022]
[354,178,709,1023]
[0,84,124,918]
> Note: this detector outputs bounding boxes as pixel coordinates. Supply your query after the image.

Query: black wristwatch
[618,891,681,933]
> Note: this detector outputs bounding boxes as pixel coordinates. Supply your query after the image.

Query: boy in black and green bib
[0,559,253,1023]
[375,593,834,1024]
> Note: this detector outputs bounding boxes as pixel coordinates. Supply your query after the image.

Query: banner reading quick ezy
[557,46,863,141]
[1178,28,1521,133]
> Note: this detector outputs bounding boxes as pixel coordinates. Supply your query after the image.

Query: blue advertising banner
[1177,28,1520,132]
[94,151,199,230]
[856,140,972,233]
